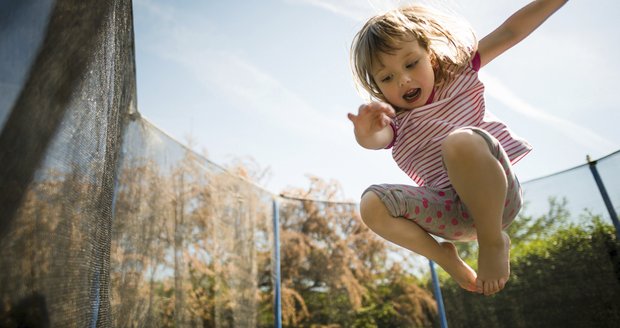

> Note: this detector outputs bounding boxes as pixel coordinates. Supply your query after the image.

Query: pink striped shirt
[388,52,532,188]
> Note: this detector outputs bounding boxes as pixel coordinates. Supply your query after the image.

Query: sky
[132,0,620,202]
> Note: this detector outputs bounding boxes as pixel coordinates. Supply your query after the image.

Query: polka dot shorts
[364,128,523,242]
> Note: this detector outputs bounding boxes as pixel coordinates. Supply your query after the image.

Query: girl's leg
[360,191,478,292]
[442,129,510,296]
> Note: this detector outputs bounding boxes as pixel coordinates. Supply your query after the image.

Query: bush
[440,214,620,328]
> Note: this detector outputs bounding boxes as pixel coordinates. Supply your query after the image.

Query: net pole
[272,199,282,328]
[429,260,448,328]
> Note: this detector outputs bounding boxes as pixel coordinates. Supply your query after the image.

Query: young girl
[347,0,568,296]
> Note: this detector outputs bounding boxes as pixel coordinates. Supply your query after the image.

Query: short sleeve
[472,51,481,72]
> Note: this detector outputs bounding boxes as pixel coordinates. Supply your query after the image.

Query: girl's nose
[399,74,411,86]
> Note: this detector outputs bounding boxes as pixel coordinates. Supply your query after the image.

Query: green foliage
[454,197,573,265]
[359,271,437,328]
[507,197,571,246]
[439,201,620,328]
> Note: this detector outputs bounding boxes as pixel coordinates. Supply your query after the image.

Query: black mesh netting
[1,0,133,326]
[0,0,274,327]
[111,119,274,327]
[520,150,620,223]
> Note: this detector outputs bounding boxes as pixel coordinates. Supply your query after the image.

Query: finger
[380,103,396,117]
[369,102,396,117]
[347,113,357,122]
[381,116,392,127]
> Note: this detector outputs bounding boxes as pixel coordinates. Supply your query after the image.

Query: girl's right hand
[347,102,396,138]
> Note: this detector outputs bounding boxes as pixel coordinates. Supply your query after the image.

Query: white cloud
[186,51,350,143]
[282,0,391,20]
[137,4,350,145]
[480,71,616,153]
[282,0,465,21]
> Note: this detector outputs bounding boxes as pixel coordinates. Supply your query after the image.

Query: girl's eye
[380,75,392,83]
[406,60,419,69]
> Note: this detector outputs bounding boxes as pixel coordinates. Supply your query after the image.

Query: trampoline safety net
[1,0,275,327]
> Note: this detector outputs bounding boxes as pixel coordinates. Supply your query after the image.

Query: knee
[359,191,385,229]
[441,129,487,163]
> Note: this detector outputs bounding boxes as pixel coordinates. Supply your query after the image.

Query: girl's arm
[348,102,395,150]
[477,0,568,68]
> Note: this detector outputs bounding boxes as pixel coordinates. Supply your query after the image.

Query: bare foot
[437,242,478,292]
[476,232,511,295]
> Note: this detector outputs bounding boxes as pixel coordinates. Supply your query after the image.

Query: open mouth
[403,88,421,103]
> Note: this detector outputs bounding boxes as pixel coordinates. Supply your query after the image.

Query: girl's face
[372,40,435,111]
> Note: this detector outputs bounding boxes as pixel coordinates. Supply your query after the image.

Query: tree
[278,175,438,327]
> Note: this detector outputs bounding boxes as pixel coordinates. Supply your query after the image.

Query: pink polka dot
[504,199,510,207]
[437,211,443,218]
[445,199,453,205]
[438,225,446,230]
[415,206,420,215]
[403,213,410,219]
[454,231,463,237]
[438,191,446,197]
[471,223,476,228]
[422,198,429,208]
[445,204,452,211]
[451,218,459,225]
[462,212,469,219]
[425,217,433,223]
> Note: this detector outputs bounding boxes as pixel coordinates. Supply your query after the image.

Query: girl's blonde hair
[351,4,476,101]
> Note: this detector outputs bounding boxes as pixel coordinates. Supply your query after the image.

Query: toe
[465,282,477,292]
[499,278,507,290]
[484,280,498,296]
[483,281,490,296]
[476,278,484,294]
[490,280,500,295]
